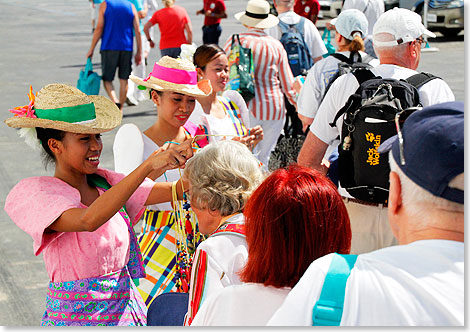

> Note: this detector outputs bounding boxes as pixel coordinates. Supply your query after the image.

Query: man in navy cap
[268,101,463,326]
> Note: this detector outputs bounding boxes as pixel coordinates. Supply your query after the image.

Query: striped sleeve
[185,248,208,325]
[277,44,297,114]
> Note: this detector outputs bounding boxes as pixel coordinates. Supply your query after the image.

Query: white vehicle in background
[318,0,343,18]
[400,0,464,37]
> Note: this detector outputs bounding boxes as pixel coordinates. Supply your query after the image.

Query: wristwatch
[147,38,152,42]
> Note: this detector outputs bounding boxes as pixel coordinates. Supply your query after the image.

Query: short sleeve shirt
[203,0,226,26]
[149,5,190,49]
[294,0,320,22]
[4,168,154,282]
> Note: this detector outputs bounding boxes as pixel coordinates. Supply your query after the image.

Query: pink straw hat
[130,56,212,97]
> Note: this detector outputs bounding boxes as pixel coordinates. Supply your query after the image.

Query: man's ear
[388,171,402,215]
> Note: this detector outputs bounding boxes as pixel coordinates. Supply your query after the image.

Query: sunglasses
[394,107,420,166]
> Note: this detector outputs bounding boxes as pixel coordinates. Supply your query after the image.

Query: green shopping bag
[226,34,255,102]
[77,58,101,95]
[322,29,336,58]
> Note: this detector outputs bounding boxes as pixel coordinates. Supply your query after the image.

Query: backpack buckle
[312,300,343,326]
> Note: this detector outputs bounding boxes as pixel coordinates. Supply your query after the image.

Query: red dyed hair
[239,165,351,288]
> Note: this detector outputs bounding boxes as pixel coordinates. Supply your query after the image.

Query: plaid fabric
[136,209,179,307]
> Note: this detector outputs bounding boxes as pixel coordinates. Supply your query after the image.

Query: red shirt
[149,5,190,49]
[203,0,226,26]
[294,0,320,23]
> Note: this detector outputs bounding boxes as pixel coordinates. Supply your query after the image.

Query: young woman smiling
[113,56,212,308]
[4,83,193,326]
[189,44,264,154]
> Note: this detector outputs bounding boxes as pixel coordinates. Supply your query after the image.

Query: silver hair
[184,140,264,216]
[389,152,464,218]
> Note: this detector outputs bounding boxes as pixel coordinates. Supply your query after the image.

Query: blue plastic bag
[77,58,101,95]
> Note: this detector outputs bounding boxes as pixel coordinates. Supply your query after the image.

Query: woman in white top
[190,165,352,326]
[113,56,212,307]
[297,9,379,131]
[188,44,263,153]
[182,140,264,325]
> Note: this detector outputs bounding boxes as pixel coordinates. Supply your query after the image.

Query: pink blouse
[4,168,154,282]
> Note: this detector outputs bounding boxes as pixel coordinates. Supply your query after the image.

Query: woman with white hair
[182,140,264,325]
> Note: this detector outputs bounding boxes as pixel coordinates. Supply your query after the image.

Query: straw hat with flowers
[5,84,122,134]
[130,56,212,97]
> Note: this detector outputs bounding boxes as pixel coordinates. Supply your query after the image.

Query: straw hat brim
[130,75,212,98]
[4,96,122,134]
[234,11,279,29]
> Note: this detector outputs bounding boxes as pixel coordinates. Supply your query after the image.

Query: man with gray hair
[297,8,455,254]
[268,101,464,326]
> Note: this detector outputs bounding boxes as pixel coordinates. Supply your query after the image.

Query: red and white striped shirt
[223,28,297,121]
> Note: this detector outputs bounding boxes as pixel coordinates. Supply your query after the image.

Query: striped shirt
[223,28,297,121]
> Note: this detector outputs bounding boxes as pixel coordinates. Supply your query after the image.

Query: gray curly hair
[184,140,264,216]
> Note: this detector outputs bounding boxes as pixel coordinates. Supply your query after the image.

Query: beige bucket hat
[234,0,279,29]
[130,56,212,97]
[5,84,122,134]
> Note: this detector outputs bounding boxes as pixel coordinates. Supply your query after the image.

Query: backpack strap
[405,72,439,89]
[278,19,289,34]
[329,53,353,64]
[329,69,376,128]
[312,254,358,326]
[211,223,246,238]
[296,16,306,36]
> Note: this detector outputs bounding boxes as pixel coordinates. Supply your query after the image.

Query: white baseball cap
[373,8,436,47]
[330,9,368,40]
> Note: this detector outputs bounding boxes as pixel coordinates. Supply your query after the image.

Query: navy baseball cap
[378,101,464,204]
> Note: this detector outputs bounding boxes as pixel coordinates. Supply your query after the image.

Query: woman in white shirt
[297,9,379,131]
[182,140,264,325]
[188,44,263,153]
[190,165,352,326]
[113,56,211,307]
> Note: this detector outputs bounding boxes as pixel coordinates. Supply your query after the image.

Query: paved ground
[0,0,464,326]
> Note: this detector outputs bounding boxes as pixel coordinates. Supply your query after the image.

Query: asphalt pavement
[0,0,465,326]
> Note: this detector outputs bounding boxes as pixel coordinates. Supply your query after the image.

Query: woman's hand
[232,125,264,151]
[147,138,194,174]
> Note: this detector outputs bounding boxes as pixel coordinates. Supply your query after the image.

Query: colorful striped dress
[113,123,204,308]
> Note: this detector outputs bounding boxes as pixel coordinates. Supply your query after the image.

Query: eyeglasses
[415,36,426,49]
[394,107,420,165]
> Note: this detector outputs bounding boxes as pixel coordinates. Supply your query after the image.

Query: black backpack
[330,69,438,203]
[322,52,375,101]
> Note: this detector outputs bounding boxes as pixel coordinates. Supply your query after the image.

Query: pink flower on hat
[9,85,37,118]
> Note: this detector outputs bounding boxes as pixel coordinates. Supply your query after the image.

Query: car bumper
[427,6,464,29]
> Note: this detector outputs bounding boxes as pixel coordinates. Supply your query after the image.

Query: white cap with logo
[373,8,436,47]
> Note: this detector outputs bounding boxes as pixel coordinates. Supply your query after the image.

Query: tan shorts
[344,198,398,254]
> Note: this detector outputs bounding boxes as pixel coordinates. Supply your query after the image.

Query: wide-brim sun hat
[130,56,212,97]
[373,7,436,47]
[234,0,279,29]
[5,84,121,134]
[330,9,368,40]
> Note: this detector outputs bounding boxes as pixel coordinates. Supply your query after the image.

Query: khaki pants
[344,199,398,254]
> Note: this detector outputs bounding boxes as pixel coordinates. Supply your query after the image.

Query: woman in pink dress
[4,83,193,326]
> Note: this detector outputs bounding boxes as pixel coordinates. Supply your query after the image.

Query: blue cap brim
[377,135,398,154]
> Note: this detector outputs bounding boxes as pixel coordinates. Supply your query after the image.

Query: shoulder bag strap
[312,254,358,326]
